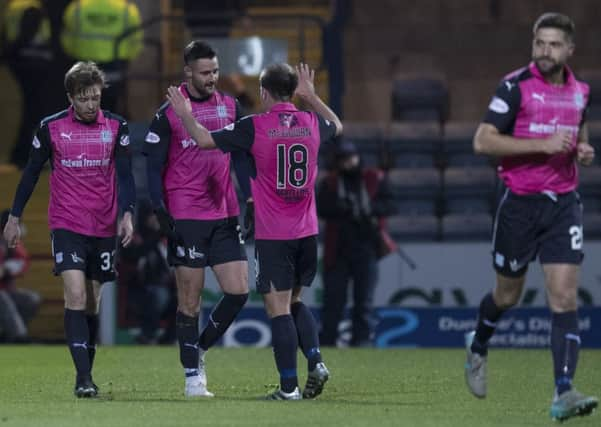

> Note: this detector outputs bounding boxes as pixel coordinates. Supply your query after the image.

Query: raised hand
[294,62,316,100]
[166,86,192,118]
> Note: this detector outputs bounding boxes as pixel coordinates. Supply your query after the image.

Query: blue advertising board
[206,307,601,348]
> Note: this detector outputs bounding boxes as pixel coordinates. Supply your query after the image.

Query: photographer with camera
[317,141,397,347]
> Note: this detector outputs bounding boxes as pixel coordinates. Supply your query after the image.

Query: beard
[191,81,215,99]
[534,57,564,77]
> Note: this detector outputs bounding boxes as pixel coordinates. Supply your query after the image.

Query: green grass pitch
[0,346,599,426]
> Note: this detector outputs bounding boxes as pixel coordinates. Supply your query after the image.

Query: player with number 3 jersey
[3,62,136,398]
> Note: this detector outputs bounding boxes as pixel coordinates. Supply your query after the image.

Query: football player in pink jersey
[465,13,598,420]
[144,41,251,397]
[3,61,135,398]
[167,62,342,400]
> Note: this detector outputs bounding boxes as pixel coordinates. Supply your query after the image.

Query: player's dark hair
[183,40,217,65]
[533,12,575,41]
[259,63,298,101]
[64,61,106,95]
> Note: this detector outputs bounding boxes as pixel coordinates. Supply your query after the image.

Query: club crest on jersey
[574,93,584,108]
[120,135,130,146]
[216,105,228,118]
[279,113,298,128]
[32,136,41,149]
[181,139,195,148]
[101,130,113,143]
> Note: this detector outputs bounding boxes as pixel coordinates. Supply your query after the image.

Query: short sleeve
[212,116,255,153]
[143,104,171,157]
[316,113,337,143]
[482,79,521,134]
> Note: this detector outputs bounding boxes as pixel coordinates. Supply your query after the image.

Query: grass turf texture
[0,346,599,426]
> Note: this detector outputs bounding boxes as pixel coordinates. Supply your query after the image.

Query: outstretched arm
[166,86,216,149]
[294,63,343,136]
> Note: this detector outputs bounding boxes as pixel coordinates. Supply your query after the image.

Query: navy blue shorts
[254,236,317,294]
[51,229,117,282]
[167,217,246,268]
[492,190,583,277]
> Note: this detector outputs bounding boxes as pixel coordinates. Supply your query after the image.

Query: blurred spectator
[119,200,176,345]
[1,0,54,169]
[0,210,41,343]
[60,0,143,115]
[317,141,397,347]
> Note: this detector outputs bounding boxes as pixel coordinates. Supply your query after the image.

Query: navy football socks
[176,311,199,375]
[291,302,323,371]
[198,293,248,351]
[65,309,91,381]
[472,293,506,356]
[551,311,580,396]
[271,314,299,393]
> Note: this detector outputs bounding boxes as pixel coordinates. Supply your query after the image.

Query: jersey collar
[68,106,106,124]
[269,102,298,112]
[528,61,575,86]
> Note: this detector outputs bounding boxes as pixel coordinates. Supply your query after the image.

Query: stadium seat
[441,213,492,241]
[342,121,386,140]
[583,213,601,239]
[443,196,491,215]
[387,139,439,169]
[578,70,601,120]
[443,121,478,139]
[391,77,448,130]
[395,197,438,216]
[442,137,491,168]
[387,167,442,198]
[581,195,601,214]
[386,214,440,241]
[443,166,496,198]
[578,165,601,197]
[341,121,387,168]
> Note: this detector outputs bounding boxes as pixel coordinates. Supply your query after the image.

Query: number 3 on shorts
[100,251,114,271]
[569,225,583,250]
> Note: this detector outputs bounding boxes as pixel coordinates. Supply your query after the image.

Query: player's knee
[65,291,86,310]
[548,291,578,312]
[264,302,291,318]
